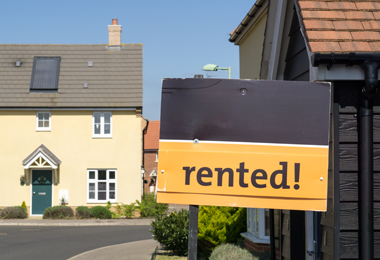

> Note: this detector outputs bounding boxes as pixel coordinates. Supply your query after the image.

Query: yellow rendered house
[0,19,144,216]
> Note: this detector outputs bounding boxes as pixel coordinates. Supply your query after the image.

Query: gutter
[228,0,267,42]
[312,52,380,260]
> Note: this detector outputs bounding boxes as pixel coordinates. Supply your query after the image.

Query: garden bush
[198,206,247,257]
[115,202,138,218]
[210,243,256,260]
[0,207,28,219]
[90,206,112,219]
[75,206,92,219]
[43,206,74,219]
[150,209,189,256]
[137,193,168,218]
[21,201,27,211]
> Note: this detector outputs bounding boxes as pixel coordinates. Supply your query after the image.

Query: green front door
[32,170,52,215]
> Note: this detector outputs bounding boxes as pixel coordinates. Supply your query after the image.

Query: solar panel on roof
[30,57,61,90]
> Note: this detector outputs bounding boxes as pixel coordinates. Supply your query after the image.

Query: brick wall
[143,151,157,194]
[244,239,280,260]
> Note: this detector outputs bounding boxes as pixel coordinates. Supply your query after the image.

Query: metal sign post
[188,205,199,260]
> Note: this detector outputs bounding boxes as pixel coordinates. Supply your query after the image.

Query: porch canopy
[22,144,61,184]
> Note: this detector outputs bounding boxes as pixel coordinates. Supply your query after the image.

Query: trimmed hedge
[150,209,189,256]
[198,206,247,256]
[43,206,74,219]
[75,206,92,219]
[210,244,256,260]
[0,207,28,219]
[90,206,112,219]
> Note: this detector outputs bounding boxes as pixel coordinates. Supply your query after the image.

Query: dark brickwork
[143,151,157,194]
[244,239,280,260]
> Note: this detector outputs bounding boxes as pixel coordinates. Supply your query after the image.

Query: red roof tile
[298,0,380,53]
[144,121,160,150]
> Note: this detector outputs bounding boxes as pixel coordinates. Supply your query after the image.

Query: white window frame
[242,208,270,243]
[36,111,51,131]
[92,112,112,138]
[87,169,117,203]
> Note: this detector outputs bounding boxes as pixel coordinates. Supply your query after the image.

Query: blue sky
[1,0,254,120]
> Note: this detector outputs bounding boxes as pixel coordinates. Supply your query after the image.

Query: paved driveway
[0,225,153,260]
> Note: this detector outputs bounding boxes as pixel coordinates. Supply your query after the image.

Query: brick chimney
[108,19,121,46]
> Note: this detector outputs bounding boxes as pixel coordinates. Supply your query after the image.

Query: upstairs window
[36,112,51,131]
[30,57,61,91]
[93,112,112,138]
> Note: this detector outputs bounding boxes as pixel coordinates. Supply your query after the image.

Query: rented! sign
[157,78,331,211]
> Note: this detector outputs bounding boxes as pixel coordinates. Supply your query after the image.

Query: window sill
[92,135,112,139]
[36,129,51,132]
[87,201,117,204]
[241,232,270,244]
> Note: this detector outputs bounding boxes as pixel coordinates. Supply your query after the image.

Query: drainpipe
[312,53,380,260]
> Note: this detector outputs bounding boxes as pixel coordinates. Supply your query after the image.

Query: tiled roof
[144,120,160,150]
[298,0,380,53]
[0,44,143,107]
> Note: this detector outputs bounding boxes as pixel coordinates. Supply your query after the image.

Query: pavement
[0,218,153,226]
[67,239,159,260]
[0,218,158,259]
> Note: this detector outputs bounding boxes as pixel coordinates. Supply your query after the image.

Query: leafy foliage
[21,201,27,211]
[150,210,189,256]
[198,206,247,256]
[115,202,138,218]
[106,201,112,210]
[0,207,28,219]
[43,206,74,219]
[75,206,92,219]
[210,243,256,260]
[90,206,112,219]
[137,193,168,218]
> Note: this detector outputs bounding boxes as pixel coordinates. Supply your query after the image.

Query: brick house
[143,120,160,194]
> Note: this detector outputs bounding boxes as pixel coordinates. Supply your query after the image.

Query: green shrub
[210,243,256,260]
[137,193,168,218]
[43,206,74,219]
[106,201,112,210]
[0,207,28,219]
[21,201,27,211]
[90,206,112,219]
[75,206,92,219]
[198,206,247,257]
[150,209,189,256]
[115,202,138,218]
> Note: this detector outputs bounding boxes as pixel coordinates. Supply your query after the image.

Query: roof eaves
[229,0,268,43]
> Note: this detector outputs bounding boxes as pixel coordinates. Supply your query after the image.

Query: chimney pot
[108,19,122,46]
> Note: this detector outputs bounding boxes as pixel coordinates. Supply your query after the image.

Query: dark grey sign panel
[160,78,331,146]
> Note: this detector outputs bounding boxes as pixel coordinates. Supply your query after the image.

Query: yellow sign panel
[157,79,331,211]
[157,141,328,211]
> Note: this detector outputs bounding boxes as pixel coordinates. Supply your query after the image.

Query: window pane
[104,124,110,134]
[109,192,115,199]
[98,182,106,190]
[98,192,106,200]
[43,113,49,120]
[109,183,115,190]
[265,210,270,237]
[94,113,101,124]
[38,113,43,120]
[38,121,43,127]
[94,123,101,134]
[44,120,49,128]
[109,171,115,179]
[89,171,95,179]
[98,171,106,180]
[104,113,111,124]
[89,192,95,199]
[89,183,95,190]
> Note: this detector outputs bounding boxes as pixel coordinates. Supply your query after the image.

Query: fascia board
[24,151,58,169]
[317,65,369,81]
[234,1,269,45]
